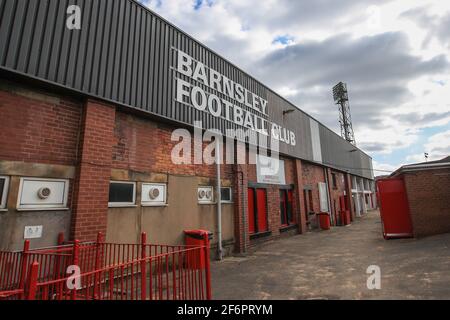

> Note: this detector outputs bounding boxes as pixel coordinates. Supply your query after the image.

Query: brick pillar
[345,173,356,221]
[233,163,249,253]
[325,168,336,226]
[70,100,116,241]
[294,160,307,234]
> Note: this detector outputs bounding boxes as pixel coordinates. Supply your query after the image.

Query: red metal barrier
[0,232,211,300]
[28,246,209,300]
[0,239,96,292]
[377,178,413,239]
[0,289,24,300]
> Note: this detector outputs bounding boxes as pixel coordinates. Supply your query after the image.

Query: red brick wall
[233,163,248,252]
[403,169,450,237]
[327,169,347,225]
[0,86,82,166]
[283,157,299,225]
[112,112,233,179]
[344,173,356,221]
[294,160,307,233]
[301,161,326,213]
[70,100,116,241]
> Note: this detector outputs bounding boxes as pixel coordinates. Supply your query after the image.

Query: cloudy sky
[139,0,450,174]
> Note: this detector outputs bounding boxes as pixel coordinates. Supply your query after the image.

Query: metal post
[203,234,212,300]
[71,240,80,300]
[19,240,30,296]
[216,139,223,260]
[26,262,39,300]
[140,232,147,300]
[93,233,103,299]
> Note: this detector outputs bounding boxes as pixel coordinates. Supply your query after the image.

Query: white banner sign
[256,155,286,185]
[318,182,329,212]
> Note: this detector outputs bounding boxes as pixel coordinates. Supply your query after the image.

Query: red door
[377,178,413,239]
[339,196,346,211]
[256,189,268,232]
[247,188,256,234]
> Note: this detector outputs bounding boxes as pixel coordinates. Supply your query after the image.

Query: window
[280,189,295,226]
[17,178,69,211]
[108,181,136,207]
[198,186,214,204]
[0,176,10,210]
[220,187,232,203]
[141,183,167,207]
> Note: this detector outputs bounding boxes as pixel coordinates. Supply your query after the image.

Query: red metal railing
[0,234,96,292]
[0,232,211,300]
[0,289,24,300]
[34,245,210,300]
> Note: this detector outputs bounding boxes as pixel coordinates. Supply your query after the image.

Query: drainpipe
[238,170,247,254]
[216,139,223,261]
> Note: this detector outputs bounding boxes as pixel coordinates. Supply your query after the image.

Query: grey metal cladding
[319,125,372,178]
[0,0,373,179]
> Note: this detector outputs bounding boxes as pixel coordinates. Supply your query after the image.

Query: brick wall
[403,169,450,237]
[344,173,356,221]
[233,163,248,252]
[294,160,307,233]
[112,112,233,179]
[70,100,116,241]
[327,169,347,225]
[0,83,82,166]
[301,161,326,214]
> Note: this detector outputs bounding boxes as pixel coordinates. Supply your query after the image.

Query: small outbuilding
[377,156,450,239]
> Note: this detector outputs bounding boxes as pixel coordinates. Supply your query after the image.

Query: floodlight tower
[333,82,356,146]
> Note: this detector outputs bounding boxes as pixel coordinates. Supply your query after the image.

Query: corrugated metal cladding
[0,0,373,179]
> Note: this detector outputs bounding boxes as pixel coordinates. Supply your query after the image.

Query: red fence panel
[0,233,212,301]
[28,246,210,301]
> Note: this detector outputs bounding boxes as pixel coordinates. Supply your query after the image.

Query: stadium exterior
[0,0,375,255]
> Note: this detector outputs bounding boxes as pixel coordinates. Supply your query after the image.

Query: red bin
[184,230,213,269]
[317,213,331,230]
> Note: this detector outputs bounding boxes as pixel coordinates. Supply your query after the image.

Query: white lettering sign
[24,225,43,239]
[174,49,296,146]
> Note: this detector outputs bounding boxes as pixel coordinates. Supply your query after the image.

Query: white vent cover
[141,183,166,206]
[198,186,214,204]
[17,178,69,211]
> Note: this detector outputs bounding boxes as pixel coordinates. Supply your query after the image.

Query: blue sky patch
[272,34,295,45]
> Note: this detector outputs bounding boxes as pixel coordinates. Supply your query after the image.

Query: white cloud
[372,160,400,174]
[406,130,450,163]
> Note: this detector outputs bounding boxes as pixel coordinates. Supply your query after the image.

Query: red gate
[377,178,413,239]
